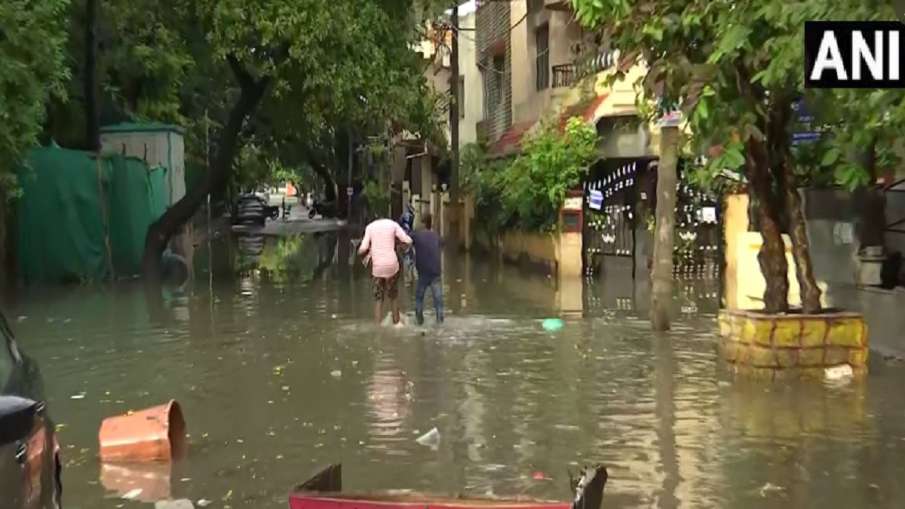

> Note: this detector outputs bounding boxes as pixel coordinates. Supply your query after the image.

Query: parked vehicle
[289,464,607,509]
[308,199,337,219]
[233,194,279,226]
[1,311,62,509]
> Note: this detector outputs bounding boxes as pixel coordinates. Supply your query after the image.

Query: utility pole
[449,3,460,199]
[347,129,354,220]
[651,125,679,331]
[84,0,100,150]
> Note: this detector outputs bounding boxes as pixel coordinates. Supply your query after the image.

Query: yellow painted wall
[723,193,829,310]
[500,230,558,269]
[497,229,583,278]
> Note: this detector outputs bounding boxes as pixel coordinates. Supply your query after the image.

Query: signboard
[658,110,682,127]
[700,206,717,224]
[588,189,603,211]
[563,197,583,211]
[791,99,819,145]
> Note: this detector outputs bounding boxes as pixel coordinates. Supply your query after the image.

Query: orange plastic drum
[98,400,186,462]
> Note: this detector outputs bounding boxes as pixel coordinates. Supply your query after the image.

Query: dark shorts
[372,272,400,301]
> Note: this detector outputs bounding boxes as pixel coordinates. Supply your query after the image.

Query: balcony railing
[551,49,617,88]
[552,64,576,88]
[544,0,571,10]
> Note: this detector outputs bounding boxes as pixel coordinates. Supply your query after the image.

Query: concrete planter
[718,309,869,379]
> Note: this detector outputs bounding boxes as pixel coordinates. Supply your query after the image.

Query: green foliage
[501,118,599,231]
[0,0,71,179]
[363,180,390,220]
[461,142,508,235]
[461,117,599,233]
[571,0,901,192]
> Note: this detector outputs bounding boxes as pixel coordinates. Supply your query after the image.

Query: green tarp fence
[17,146,169,284]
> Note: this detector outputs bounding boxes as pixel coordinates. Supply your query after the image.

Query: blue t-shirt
[411,230,442,279]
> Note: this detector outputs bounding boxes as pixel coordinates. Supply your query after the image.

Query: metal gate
[582,157,721,280]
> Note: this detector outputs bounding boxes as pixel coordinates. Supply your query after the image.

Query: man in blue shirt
[410,213,443,325]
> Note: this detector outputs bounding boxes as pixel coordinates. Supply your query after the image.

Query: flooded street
[7,233,905,508]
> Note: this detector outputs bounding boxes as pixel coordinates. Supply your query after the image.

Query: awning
[487,93,611,158]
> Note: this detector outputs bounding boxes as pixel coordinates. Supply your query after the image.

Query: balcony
[551,49,616,88]
[476,119,490,144]
[544,0,571,10]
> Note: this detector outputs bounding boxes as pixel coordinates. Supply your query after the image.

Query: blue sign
[588,189,603,211]
[791,99,820,145]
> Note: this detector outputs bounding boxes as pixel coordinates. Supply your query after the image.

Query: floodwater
[7,232,905,508]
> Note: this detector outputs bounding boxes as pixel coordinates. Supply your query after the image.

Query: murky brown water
[6,233,905,508]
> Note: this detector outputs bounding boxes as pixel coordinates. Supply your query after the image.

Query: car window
[0,312,15,390]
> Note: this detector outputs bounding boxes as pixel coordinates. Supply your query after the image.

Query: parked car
[233,194,279,226]
[0,310,62,509]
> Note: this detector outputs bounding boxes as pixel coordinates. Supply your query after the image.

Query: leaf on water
[222,489,233,502]
[121,488,143,500]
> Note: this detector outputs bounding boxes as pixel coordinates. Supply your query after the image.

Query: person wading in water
[410,213,444,325]
[358,218,412,324]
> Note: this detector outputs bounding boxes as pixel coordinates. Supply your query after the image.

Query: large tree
[0,0,71,180]
[0,0,71,287]
[139,0,439,276]
[573,0,900,314]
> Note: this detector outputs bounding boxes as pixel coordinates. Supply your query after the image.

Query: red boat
[289,464,607,509]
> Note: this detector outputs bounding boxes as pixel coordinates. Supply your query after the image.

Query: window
[482,54,505,119]
[492,54,505,104]
[458,76,465,118]
[536,24,550,90]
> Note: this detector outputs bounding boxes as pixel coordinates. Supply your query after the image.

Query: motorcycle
[308,199,337,219]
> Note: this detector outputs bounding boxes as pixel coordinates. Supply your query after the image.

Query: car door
[0,312,61,509]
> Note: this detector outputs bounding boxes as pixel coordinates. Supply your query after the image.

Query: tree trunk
[770,97,821,313]
[782,178,821,312]
[311,163,337,202]
[650,125,678,331]
[142,59,269,278]
[746,137,790,313]
[84,0,100,150]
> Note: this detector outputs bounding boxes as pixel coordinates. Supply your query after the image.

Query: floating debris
[825,364,854,381]
[416,427,440,448]
[155,500,195,509]
[758,482,785,497]
[331,370,343,378]
[541,318,564,332]
[121,488,143,500]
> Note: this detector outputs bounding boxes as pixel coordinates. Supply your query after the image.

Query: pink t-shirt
[358,219,412,278]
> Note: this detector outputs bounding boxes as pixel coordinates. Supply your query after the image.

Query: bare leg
[390,297,400,324]
[374,300,383,324]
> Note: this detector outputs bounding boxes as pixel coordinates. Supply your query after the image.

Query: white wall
[458,8,482,147]
[100,128,185,206]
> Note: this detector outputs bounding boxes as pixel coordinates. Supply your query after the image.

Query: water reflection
[4,233,905,508]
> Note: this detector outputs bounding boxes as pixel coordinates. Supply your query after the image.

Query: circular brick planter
[718,309,869,379]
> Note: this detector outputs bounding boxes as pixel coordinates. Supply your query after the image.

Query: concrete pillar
[391,146,407,218]
[556,273,584,317]
[462,195,473,251]
[558,231,583,277]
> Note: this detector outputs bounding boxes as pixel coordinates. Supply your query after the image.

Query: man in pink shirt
[358,218,413,324]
